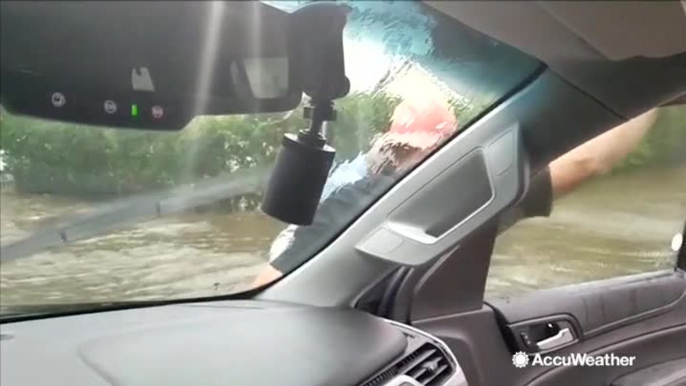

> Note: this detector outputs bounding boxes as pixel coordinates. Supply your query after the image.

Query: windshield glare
[0,1,539,315]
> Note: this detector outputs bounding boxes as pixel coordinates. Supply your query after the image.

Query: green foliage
[1,100,682,201]
[0,93,398,197]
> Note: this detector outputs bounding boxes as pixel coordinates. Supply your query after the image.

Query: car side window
[485,106,686,298]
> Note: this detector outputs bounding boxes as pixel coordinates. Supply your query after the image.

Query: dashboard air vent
[362,366,398,386]
[398,343,452,385]
[362,343,453,386]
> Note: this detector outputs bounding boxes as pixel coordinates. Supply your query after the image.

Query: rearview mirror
[0,1,302,130]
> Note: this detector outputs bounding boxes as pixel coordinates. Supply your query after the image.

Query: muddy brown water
[1,166,685,311]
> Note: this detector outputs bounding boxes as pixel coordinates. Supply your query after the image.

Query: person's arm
[252,176,393,288]
[549,108,659,198]
[251,182,361,287]
[252,264,283,287]
[255,109,661,284]
[497,108,659,233]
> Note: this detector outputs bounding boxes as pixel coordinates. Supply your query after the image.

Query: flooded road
[0,194,286,307]
[1,166,685,308]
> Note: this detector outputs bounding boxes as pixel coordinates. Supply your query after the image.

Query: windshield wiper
[0,167,270,263]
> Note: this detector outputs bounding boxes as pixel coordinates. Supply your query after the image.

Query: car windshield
[0,1,539,315]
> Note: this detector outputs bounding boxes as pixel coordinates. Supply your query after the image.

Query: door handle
[536,328,573,351]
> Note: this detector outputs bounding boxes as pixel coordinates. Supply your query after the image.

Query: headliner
[425,1,686,117]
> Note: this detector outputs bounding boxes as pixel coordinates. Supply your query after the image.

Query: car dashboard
[0,300,467,386]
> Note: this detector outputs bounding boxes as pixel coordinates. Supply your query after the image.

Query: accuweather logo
[512,352,636,368]
[512,352,530,368]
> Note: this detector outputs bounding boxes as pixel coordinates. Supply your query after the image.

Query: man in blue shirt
[253,105,658,287]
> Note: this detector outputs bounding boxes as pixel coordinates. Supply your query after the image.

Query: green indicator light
[131,104,139,117]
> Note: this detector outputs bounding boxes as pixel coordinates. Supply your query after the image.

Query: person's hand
[251,264,283,288]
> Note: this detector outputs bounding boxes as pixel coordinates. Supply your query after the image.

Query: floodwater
[488,165,685,297]
[0,195,286,308]
[1,166,685,310]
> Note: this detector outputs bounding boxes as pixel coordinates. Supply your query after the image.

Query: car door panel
[402,226,686,386]
[490,270,686,385]
[527,325,686,386]
[611,358,686,386]
[413,298,686,386]
[490,270,686,340]
[413,272,686,386]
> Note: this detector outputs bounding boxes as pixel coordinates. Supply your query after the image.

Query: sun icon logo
[512,352,529,368]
